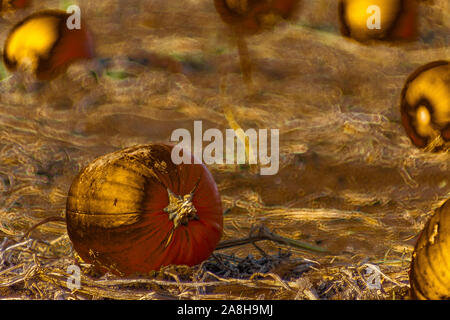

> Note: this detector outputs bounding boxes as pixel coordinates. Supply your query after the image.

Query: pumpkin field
[0,0,449,300]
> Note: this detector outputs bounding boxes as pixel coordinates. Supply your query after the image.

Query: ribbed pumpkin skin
[400,60,450,150]
[214,0,301,35]
[338,0,418,41]
[66,144,223,276]
[410,199,450,300]
[3,10,94,80]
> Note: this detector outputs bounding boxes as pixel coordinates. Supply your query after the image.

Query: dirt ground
[0,0,449,299]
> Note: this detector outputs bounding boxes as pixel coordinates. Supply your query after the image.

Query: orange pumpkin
[214,0,301,35]
[66,144,223,276]
[400,60,450,151]
[410,199,450,299]
[3,9,95,80]
[213,0,301,87]
[0,0,32,12]
[338,0,418,42]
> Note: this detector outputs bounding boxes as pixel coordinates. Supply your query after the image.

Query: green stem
[215,224,328,253]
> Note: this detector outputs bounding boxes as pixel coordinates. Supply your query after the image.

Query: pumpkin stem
[215,224,328,253]
[163,188,199,229]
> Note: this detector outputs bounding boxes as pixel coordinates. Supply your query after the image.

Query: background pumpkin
[214,0,301,35]
[410,199,450,299]
[66,144,223,276]
[400,60,450,151]
[213,0,301,88]
[338,0,418,42]
[3,9,95,80]
[0,0,32,12]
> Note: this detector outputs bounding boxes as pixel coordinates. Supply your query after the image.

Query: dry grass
[0,227,410,300]
[0,0,449,299]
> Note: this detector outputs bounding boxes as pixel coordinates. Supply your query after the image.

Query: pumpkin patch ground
[0,0,449,300]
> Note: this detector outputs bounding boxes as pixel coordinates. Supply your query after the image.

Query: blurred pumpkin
[66,144,223,276]
[214,0,301,35]
[0,0,31,12]
[400,60,450,151]
[3,9,95,80]
[338,0,418,42]
[213,0,301,87]
[410,199,450,299]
